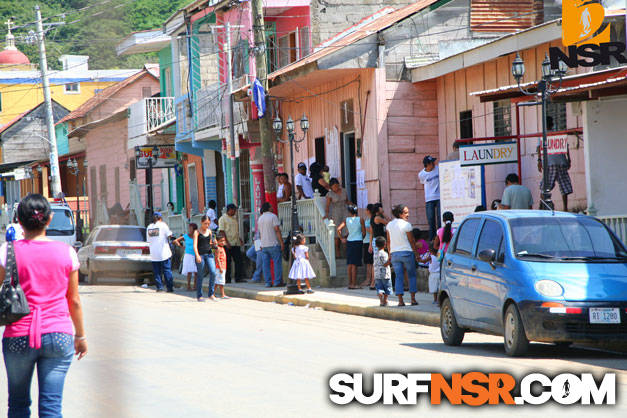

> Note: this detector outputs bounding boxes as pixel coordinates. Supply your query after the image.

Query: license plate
[589,308,621,324]
[117,249,142,257]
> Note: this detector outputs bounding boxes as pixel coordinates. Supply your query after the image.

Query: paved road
[1,285,625,417]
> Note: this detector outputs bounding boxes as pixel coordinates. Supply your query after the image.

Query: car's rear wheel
[78,271,87,283]
[88,265,98,285]
[504,304,529,356]
[440,298,465,346]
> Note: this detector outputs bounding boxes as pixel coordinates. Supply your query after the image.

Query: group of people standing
[148,201,247,302]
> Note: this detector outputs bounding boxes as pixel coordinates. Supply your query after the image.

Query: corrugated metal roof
[470,66,627,101]
[268,0,441,81]
[470,0,544,32]
[58,65,159,124]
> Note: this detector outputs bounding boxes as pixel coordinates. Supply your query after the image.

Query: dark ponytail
[442,211,454,244]
[17,193,51,231]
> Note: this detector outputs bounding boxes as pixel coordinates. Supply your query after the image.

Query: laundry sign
[539,134,569,155]
[460,142,518,167]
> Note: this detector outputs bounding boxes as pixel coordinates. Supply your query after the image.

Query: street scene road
[1,285,623,418]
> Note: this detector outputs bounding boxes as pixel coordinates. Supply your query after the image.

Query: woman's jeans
[391,251,417,296]
[3,332,74,418]
[196,253,217,298]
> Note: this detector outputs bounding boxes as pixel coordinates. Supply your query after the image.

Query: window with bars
[238,149,251,212]
[493,100,512,137]
[299,27,311,57]
[546,101,567,132]
[232,39,249,80]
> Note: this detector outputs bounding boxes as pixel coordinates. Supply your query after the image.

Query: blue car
[439,210,627,356]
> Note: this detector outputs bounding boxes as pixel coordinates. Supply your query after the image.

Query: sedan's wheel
[440,298,465,346]
[504,304,529,356]
[88,265,98,285]
[78,271,87,283]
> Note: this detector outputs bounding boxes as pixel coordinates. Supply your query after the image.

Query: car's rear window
[46,208,74,236]
[96,228,146,242]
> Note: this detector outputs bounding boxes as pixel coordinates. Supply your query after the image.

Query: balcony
[194,82,222,132]
[128,97,176,147]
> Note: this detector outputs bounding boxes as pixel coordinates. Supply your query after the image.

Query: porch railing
[598,215,627,244]
[128,97,176,141]
[278,192,336,277]
[194,82,222,131]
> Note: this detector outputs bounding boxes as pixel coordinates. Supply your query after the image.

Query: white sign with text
[460,142,518,167]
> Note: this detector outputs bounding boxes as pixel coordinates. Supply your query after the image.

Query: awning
[471,66,627,102]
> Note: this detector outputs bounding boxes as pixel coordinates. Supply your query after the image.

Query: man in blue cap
[419,155,441,240]
[146,212,174,292]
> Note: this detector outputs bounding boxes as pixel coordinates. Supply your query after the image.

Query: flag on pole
[252,78,266,118]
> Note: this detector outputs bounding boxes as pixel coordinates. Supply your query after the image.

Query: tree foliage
[0,0,188,69]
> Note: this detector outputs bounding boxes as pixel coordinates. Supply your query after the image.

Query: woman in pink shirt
[0,194,87,417]
[433,211,455,253]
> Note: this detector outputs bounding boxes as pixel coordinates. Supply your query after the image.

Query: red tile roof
[58,65,158,125]
[268,0,440,81]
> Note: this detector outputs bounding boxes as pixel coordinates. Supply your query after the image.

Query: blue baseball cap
[153,211,162,218]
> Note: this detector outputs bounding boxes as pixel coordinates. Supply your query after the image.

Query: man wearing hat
[295,162,314,199]
[419,156,441,240]
[146,212,175,292]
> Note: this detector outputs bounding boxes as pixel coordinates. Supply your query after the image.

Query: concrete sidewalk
[173,273,440,327]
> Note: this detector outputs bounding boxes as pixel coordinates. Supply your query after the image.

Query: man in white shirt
[206,200,219,231]
[295,162,314,199]
[146,212,174,292]
[418,156,441,240]
[257,202,285,287]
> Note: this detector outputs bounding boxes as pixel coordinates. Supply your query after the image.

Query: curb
[173,275,440,327]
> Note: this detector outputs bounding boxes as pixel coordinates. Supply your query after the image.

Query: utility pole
[35,5,62,198]
[225,22,239,206]
[251,0,277,212]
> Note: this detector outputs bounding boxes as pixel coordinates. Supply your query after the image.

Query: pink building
[59,66,162,224]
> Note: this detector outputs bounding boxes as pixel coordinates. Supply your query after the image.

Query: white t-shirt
[418,165,440,202]
[387,218,413,253]
[258,212,281,248]
[277,184,285,199]
[428,254,441,273]
[206,208,218,230]
[146,221,173,262]
[295,173,314,198]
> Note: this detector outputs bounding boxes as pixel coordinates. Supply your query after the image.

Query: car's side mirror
[478,249,496,268]
[73,241,83,250]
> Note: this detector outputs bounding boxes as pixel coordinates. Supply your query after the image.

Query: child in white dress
[288,234,316,293]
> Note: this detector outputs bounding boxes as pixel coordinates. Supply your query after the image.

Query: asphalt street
[0,285,625,417]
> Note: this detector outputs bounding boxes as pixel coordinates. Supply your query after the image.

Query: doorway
[340,132,357,204]
[315,137,326,168]
[187,163,199,213]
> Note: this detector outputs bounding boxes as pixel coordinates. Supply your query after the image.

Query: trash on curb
[141,284,148,288]
[288,302,295,306]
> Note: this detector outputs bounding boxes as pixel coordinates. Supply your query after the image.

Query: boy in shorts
[373,236,392,306]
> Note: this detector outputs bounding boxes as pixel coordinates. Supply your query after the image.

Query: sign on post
[135,145,177,169]
[539,134,569,155]
[460,142,518,167]
[439,160,485,226]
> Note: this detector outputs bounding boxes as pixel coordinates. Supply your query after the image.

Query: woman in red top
[214,232,229,299]
[0,194,87,417]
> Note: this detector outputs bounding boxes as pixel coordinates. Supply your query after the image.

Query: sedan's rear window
[96,228,146,242]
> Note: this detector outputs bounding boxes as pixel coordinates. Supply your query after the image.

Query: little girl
[288,234,316,293]
[421,243,441,304]
[174,223,198,291]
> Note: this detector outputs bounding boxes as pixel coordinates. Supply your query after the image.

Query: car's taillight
[95,246,117,255]
[141,247,150,255]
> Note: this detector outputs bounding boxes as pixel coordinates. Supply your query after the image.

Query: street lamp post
[512,53,567,210]
[273,114,309,294]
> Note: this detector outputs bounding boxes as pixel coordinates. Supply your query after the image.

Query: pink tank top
[1,240,79,348]
[437,226,456,253]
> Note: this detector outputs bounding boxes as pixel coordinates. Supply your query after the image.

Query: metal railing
[146,97,175,132]
[194,82,222,131]
[278,191,336,277]
[128,97,176,141]
[598,215,627,245]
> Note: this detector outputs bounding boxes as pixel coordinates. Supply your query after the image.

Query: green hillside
[0,0,188,70]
